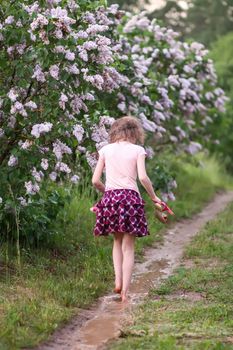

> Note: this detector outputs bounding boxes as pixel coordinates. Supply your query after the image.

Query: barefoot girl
[92,116,162,302]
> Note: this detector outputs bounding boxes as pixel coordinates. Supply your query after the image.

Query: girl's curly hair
[109,116,145,144]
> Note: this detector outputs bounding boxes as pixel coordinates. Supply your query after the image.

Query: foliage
[208,33,233,172]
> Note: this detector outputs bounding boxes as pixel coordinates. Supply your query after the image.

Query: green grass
[110,202,233,350]
[0,155,232,349]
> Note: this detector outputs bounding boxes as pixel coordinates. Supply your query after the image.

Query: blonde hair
[109,116,145,144]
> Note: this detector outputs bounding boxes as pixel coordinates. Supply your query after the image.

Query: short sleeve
[137,146,147,157]
[98,147,105,160]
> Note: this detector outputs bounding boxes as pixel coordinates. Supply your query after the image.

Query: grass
[110,202,233,350]
[0,155,232,349]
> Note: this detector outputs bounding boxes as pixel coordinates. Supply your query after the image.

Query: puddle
[35,191,233,350]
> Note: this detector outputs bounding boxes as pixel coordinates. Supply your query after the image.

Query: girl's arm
[137,154,161,203]
[92,156,105,193]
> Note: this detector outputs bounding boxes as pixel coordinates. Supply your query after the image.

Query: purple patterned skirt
[93,189,149,238]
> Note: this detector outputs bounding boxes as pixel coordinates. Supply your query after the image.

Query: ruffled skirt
[93,189,149,238]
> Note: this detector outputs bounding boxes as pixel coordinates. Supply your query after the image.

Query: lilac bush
[0,1,124,210]
[0,1,228,228]
[117,11,228,153]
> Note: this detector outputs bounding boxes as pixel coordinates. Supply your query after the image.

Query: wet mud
[36,191,233,350]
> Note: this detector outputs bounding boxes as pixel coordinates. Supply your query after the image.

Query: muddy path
[35,191,233,350]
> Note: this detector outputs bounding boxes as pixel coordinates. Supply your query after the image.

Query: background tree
[209,33,233,172]
[107,0,149,10]
[149,0,187,39]
[152,0,233,47]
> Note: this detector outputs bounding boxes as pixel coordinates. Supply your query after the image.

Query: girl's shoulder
[133,144,147,155]
[98,143,113,156]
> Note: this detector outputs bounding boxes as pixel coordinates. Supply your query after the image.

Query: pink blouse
[98,141,147,194]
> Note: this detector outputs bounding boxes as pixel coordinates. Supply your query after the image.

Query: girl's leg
[121,233,135,302]
[113,232,124,291]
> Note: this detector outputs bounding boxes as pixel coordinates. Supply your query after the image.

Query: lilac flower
[73,124,84,142]
[85,151,97,170]
[0,128,4,138]
[168,75,180,87]
[108,4,119,15]
[82,41,98,51]
[161,192,169,202]
[50,7,67,19]
[31,167,44,182]
[139,113,158,132]
[32,64,46,83]
[86,24,108,35]
[20,140,33,150]
[0,197,2,204]
[10,102,27,117]
[7,88,18,102]
[175,126,186,140]
[8,155,18,167]
[78,50,88,62]
[25,101,37,110]
[31,122,53,138]
[153,110,166,122]
[168,191,176,201]
[117,101,126,112]
[59,93,68,110]
[77,146,86,153]
[68,0,79,11]
[91,125,108,143]
[100,115,115,126]
[54,45,66,54]
[49,65,59,80]
[12,101,23,111]
[25,181,40,195]
[124,13,149,33]
[186,141,202,155]
[83,73,104,90]
[55,161,71,173]
[23,2,40,15]
[141,95,152,105]
[67,64,80,75]
[145,146,155,159]
[70,95,87,114]
[5,16,14,25]
[18,197,28,207]
[30,14,48,31]
[71,175,80,183]
[170,135,178,143]
[83,12,96,24]
[205,92,214,100]
[41,158,49,170]
[65,50,75,61]
[81,93,95,101]
[49,172,57,181]
[53,140,72,160]
[74,30,88,39]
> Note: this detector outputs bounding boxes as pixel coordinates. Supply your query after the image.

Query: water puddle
[36,191,233,350]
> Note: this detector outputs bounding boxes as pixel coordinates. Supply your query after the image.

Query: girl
[92,116,162,302]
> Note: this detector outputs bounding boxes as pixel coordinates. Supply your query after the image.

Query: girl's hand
[152,197,162,205]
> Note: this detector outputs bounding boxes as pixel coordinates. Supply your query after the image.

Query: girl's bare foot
[113,286,122,294]
[121,291,128,303]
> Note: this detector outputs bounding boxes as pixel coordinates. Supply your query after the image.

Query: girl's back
[99,141,146,193]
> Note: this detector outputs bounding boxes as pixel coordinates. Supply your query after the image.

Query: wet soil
[35,191,233,350]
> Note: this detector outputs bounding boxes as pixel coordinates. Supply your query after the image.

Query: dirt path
[35,191,233,350]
